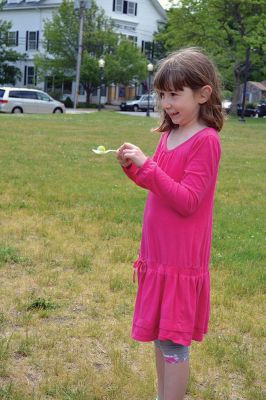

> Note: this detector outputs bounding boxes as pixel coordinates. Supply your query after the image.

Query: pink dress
[123,127,221,346]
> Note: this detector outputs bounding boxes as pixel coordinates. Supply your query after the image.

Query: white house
[0,0,166,103]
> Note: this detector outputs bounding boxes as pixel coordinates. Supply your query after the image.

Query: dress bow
[133,259,147,283]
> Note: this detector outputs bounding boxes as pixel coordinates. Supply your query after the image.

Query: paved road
[117,111,160,118]
[66,108,160,118]
[66,108,97,114]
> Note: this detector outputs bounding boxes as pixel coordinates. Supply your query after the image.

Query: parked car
[256,102,266,118]
[237,104,257,117]
[0,87,65,114]
[120,94,155,112]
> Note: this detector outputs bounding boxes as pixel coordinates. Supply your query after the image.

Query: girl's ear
[198,85,212,104]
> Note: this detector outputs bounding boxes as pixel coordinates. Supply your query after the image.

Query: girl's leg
[156,340,189,400]
[164,358,189,400]
[154,344,165,400]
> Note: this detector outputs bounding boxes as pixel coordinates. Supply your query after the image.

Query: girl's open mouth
[170,112,179,117]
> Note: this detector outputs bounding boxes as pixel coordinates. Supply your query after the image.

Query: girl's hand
[119,143,147,168]
[116,145,132,168]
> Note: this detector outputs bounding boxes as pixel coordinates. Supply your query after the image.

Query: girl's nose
[161,97,171,109]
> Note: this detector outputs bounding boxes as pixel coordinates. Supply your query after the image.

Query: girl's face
[158,87,207,128]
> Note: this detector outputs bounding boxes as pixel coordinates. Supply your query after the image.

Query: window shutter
[135,3,137,15]
[36,31,39,50]
[26,31,28,51]
[123,1,127,14]
[35,67,37,86]
[16,31,19,46]
[113,0,115,11]
[141,40,144,53]
[24,66,27,86]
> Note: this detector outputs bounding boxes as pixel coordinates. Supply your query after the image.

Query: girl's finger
[122,143,137,150]
[123,149,136,156]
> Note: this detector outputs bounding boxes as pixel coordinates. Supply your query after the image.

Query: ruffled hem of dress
[131,258,210,347]
[131,324,208,347]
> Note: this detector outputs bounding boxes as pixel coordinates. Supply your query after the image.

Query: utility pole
[74,0,91,109]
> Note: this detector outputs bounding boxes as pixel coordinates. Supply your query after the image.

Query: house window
[128,35,138,46]
[24,66,36,86]
[63,79,72,95]
[26,31,39,51]
[118,86,125,97]
[27,67,35,84]
[29,32,37,50]
[113,0,137,16]
[114,0,123,12]
[7,31,18,46]
[127,1,135,15]
[45,76,73,96]
[141,41,153,59]
[45,76,53,92]
[141,40,165,62]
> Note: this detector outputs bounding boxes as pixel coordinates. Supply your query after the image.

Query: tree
[104,39,147,86]
[35,0,147,103]
[0,4,23,84]
[156,0,266,113]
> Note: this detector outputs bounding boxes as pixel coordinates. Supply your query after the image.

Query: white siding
[1,0,165,98]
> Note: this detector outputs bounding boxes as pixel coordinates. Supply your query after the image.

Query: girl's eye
[158,92,164,98]
[170,92,178,96]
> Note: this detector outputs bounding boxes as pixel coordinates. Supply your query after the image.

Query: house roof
[3,0,166,17]
[3,0,60,10]
[150,0,166,18]
[249,81,266,91]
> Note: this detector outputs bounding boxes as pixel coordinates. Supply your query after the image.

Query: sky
[158,0,172,9]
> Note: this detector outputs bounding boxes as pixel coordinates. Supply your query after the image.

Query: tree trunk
[230,72,241,115]
[85,85,91,104]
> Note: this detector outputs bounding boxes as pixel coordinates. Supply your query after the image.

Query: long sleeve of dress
[122,163,139,182]
[122,134,163,187]
[128,134,221,217]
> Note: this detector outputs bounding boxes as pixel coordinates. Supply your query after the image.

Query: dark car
[237,104,257,117]
[256,102,266,118]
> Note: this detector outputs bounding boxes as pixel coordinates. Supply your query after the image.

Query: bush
[246,103,256,109]
[63,96,73,108]
[27,298,57,311]
[77,102,98,109]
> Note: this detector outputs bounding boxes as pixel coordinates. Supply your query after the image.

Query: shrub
[246,103,256,109]
[27,298,57,311]
[64,96,73,108]
[0,246,20,266]
[77,102,98,109]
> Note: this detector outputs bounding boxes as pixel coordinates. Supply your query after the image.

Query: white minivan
[0,87,65,114]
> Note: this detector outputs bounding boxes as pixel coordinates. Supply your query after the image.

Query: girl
[117,48,224,400]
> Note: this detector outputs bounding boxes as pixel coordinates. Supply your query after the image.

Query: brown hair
[154,47,224,132]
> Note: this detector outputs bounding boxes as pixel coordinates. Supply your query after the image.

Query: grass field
[0,112,265,400]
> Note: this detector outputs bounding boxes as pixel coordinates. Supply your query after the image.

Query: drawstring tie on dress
[133,259,147,283]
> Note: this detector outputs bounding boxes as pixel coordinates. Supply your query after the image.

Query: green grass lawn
[0,112,265,400]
